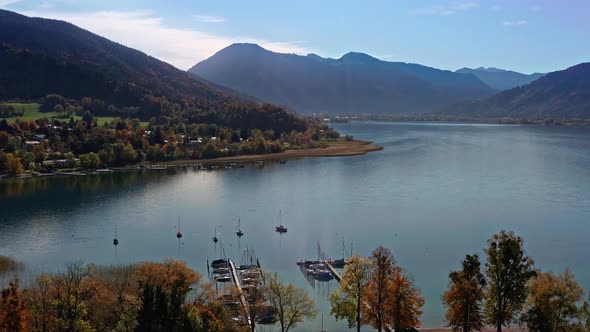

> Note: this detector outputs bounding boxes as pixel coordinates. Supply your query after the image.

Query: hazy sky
[3,0,589,73]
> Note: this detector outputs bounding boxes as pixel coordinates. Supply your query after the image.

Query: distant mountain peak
[306,53,324,60]
[220,43,268,54]
[339,52,380,64]
[445,62,590,118]
[455,66,545,90]
[226,43,266,50]
[474,67,507,73]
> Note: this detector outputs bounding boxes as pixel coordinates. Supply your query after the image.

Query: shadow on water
[0,169,183,222]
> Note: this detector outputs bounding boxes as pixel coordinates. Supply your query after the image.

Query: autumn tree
[134,259,201,332]
[522,269,585,331]
[25,274,54,332]
[484,231,535,332]
[52,261,94,331]
[5,153,24,175]
[443,254,486,332]
[32,145,46,167]
[362,246,423,331]
[84,265,140,332]
[0,279,30,332]
[264,273,318,332]
[363,246,396,332]
[389,269,424,330]
[329,254,371,332]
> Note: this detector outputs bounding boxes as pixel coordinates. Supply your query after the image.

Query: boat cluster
[297,260,335,282]
[237,248,263,292]
[211,259,231,282]
[237,263,263,292]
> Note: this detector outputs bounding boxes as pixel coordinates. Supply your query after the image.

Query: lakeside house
[24,141,41,150]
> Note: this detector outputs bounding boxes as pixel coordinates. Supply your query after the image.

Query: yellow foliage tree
[6,153,24,175]
[329,254,372,332]
[522,269,585,331]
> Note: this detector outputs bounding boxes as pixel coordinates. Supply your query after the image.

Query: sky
[1,0,589,73]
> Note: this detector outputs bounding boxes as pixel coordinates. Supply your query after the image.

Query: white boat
[215,274,231,282]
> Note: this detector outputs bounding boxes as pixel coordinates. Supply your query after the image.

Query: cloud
[409,1,478,15]
[39,1,55,9]
[490,5,502,12]
[21,10,315,70]
[193,15,225,23]
[0,0,22,8]
[503,20,528,26]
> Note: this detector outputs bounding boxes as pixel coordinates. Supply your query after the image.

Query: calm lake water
[2,121,590,329]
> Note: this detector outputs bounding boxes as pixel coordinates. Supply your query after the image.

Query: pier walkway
[228,259,254,331]
[325,261,342,282]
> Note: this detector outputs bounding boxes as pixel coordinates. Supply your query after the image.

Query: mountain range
[189,43,496,114]
[1,9,589,121]
[456,67,545,91]
[0,9,309,132]
[444,63,590,118]
[0,10,231,108]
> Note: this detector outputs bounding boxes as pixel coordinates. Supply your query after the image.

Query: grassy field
[1,103,51,121]
[1,103,147,126]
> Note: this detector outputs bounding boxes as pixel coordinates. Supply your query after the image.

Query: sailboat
[236,217,244,237]
[211,242,229,271]
[176,217,182,239]
[113,224,119,246]
[332,238,349,268]
[275,209,287,233]
[212,226,219,244]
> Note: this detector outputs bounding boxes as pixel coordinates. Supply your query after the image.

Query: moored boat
[275,209,287,233]
[211,259,228,269]
[214,274,231,282]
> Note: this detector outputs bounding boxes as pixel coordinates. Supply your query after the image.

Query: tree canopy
[443,254,486,332]
[484,230,536,332]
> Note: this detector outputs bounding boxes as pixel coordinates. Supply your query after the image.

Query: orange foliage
[0,279,31,331]
[133,259,200,291]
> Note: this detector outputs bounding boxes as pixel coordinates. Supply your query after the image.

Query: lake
[2,121,590,330]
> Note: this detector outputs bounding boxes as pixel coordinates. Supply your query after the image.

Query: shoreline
[0,139,383,179]
[131,139,383,168]
[323,116,590,127]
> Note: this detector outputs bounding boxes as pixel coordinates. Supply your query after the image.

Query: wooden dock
[228,259,254,331]
[325,261,342,282]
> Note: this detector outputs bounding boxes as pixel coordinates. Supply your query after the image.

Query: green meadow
[1,103,147,126]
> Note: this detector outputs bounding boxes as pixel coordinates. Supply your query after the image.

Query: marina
[209,246,270,330]
[297,243,347,283]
